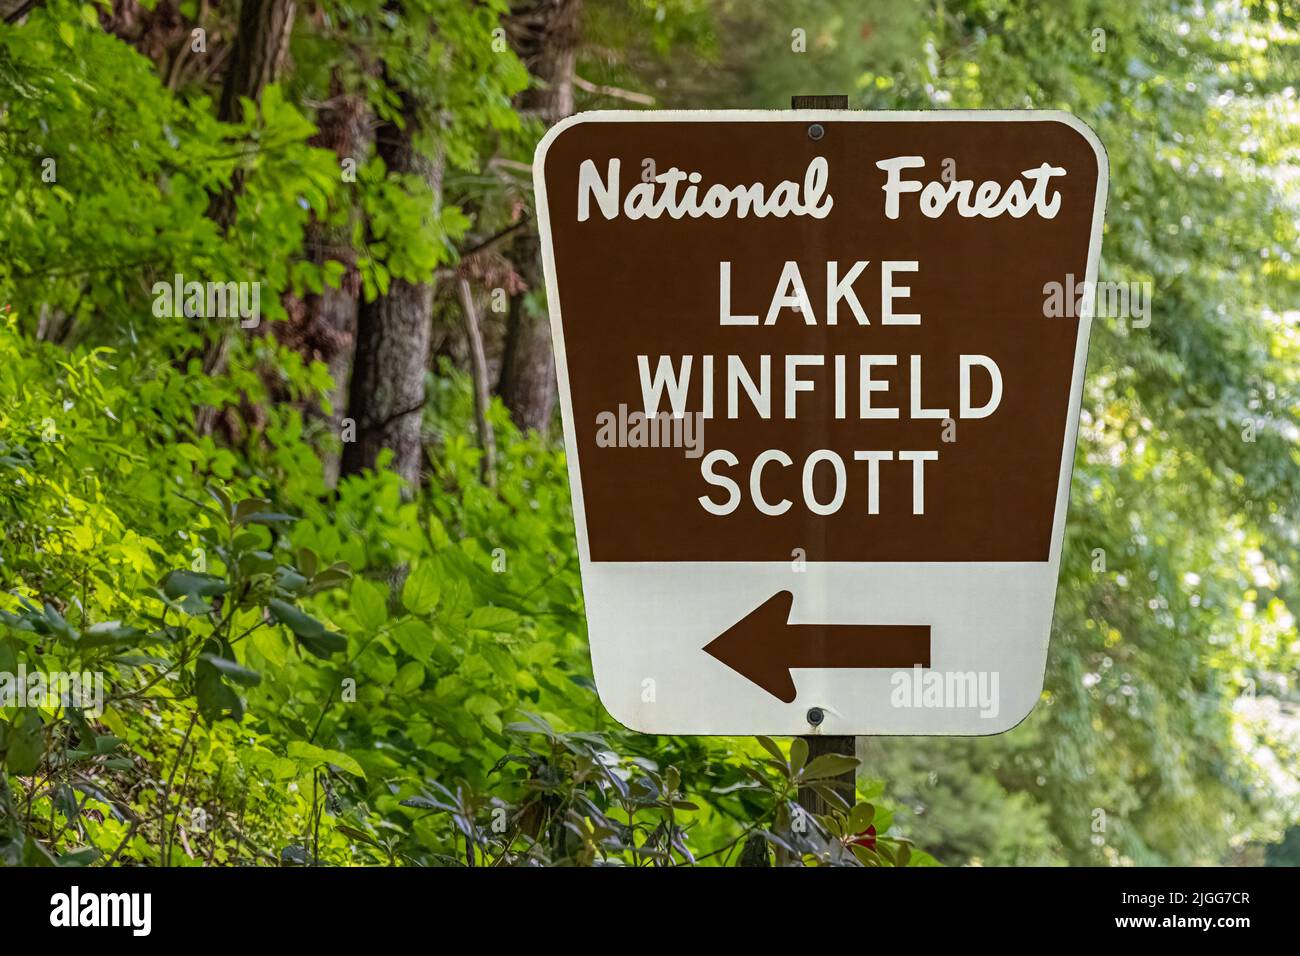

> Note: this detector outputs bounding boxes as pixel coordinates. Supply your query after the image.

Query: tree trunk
[194,0,297,435]
[497,251,557,434]
[497,0,583,434]
[207,0,297,230]
[508,0,582,123]
[293,76,371,486]
[339,85,443,490]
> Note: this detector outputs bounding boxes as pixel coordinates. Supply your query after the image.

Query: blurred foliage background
[0,0,1297,866]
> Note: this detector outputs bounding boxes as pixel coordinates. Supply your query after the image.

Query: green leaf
[850,843,881,867]
[234,498,297,526]
[237,551,276,577]
[807,781,853,813]
[466,605,518,632]
[240,512,297,526]
[273,566,308,594]
[198,653,262,687]
[296,630,347,659]
[21,837,56,867]
[56,847,101,867]
[233,497,272,523]
[389,618,432,662]
[393,661,425,694]
[401,563,441,615]
[872,805,894,835]
[788,737,809,774]
[5,711,44,775]
[308,565,352,594]
[207,486,233,519]
[351,579,388,631]
[268,598,325,638]
[400,795,442,810]
[756,735,786,766]
[196,650,245,724]
[848,802,876,833]
[287,741,365,778]
[162,570,229,601]
[334,824,381,849]
[799,753,860,783]
[0,638,17,673]
[39,604,77,641]
[80,621,144,648]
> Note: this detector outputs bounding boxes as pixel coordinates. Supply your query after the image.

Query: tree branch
[573,74,654,105]
[4,0,43,25]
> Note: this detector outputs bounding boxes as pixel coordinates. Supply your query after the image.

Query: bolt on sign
[534,111,1108,735]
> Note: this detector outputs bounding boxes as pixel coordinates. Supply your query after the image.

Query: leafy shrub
[0,321,921,866]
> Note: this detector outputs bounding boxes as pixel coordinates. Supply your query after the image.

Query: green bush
[0,323,923,865]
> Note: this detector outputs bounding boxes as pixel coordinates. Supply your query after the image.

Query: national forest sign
[535,110,1108,735]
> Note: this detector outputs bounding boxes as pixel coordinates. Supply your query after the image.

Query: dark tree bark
[207,0,297,230]
[738,832,772,867]
[101,1,236,92]
[339,85,443,490]
[508,0,581,123]
[3,0,43,23]
[497,255,557,434]
[192,0,297,434]
[282,74,371,486]
[187,0,296,439]
[796,736,857,815]
[496,0,583,434]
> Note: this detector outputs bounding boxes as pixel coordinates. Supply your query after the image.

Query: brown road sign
[535,110,1108,735]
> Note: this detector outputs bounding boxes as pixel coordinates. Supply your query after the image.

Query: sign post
[789,95,855,818]
[534,108,1108,745]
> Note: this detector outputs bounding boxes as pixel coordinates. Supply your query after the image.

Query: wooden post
[791,94,849,110]
[792,93,857,823]
[797,733,856,815]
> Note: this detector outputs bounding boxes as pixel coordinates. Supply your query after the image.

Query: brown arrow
[703,590,931,703]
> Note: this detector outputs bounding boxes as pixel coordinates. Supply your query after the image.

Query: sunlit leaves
[401,563,441,616]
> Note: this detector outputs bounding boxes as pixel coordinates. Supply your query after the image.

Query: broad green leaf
[5,711,44,775]
[351,578,388,631]
[199,652,262,687]
[389,618,432,662]
[800,753,860,783]
[756,735,785,765]
[162,570,229,601]
[466,605,518,632]
[393,661,425,694]
[788,737,809,774]
[401,564,441,615]
[287,741,365,778]
[268,598,325,638]
[296,630,347,659]
[848,802,876,833]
